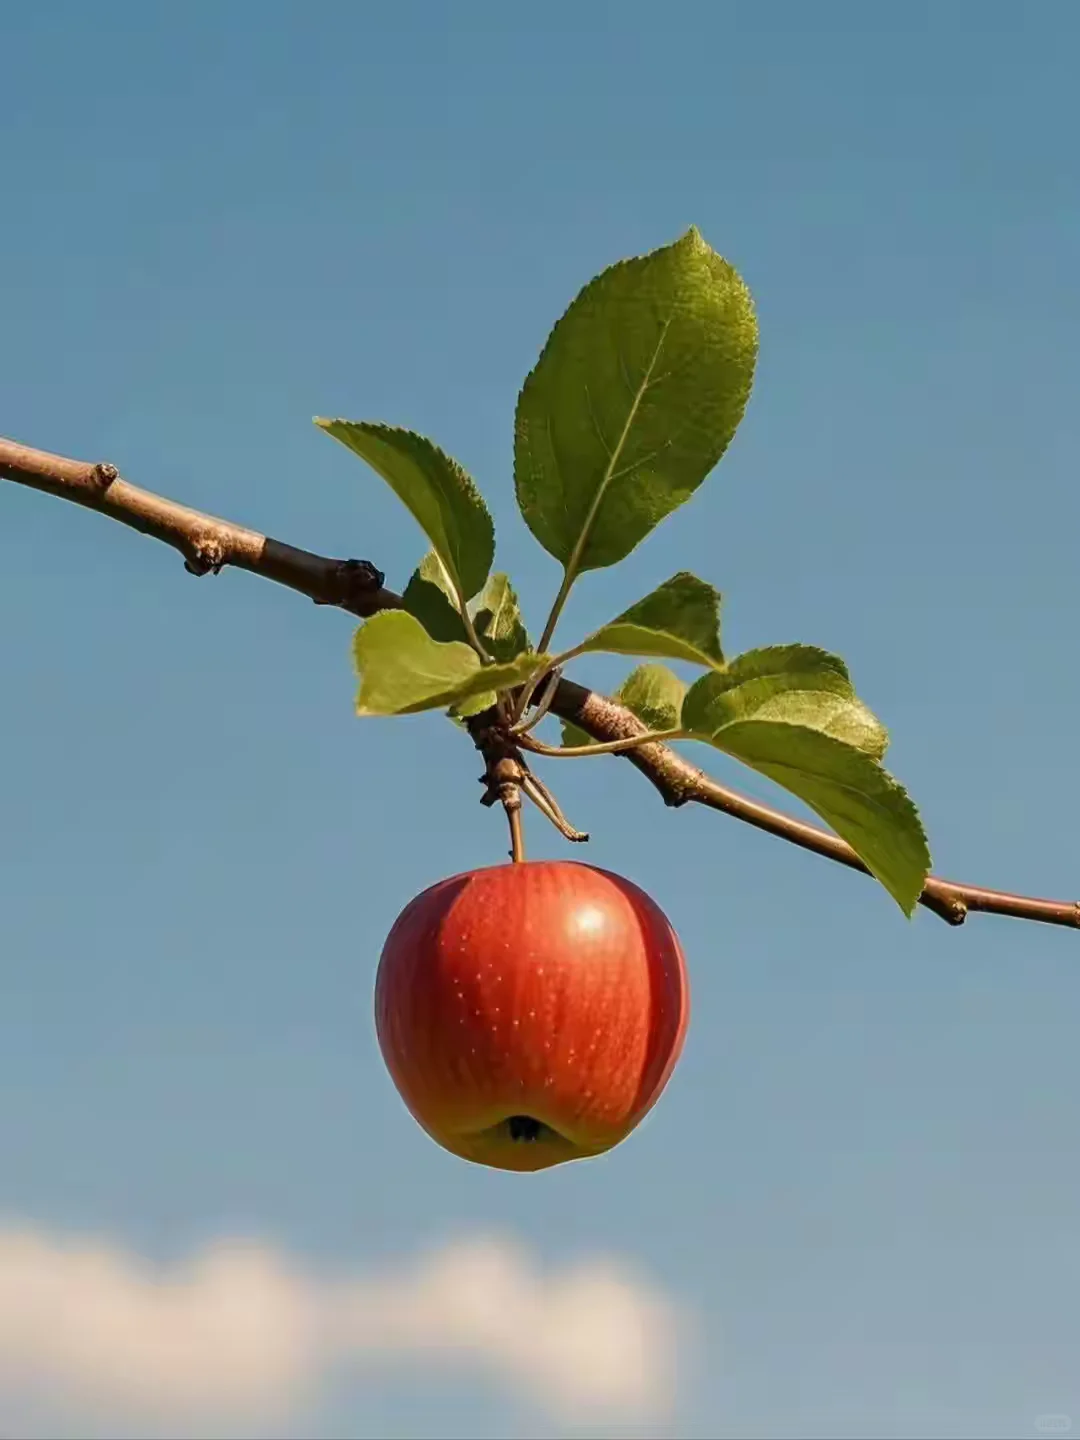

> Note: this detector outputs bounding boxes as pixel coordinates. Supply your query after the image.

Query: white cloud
[0,1221,683,1436]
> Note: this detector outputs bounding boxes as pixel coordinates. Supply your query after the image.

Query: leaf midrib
[560,313,674,588]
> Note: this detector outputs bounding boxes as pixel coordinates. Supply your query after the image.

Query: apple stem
[508,802,526,863]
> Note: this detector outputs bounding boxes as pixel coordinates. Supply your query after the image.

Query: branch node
[940,894,969,926]
[91,461,119,491]
[316,558,386,614]
[183,532,228,577]
[488,755,524,808]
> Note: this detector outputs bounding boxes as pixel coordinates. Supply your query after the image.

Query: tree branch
[0,435,401,617]
[548,680,1079,929]
[3,431,1077,933]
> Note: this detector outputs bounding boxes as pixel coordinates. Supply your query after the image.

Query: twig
[550,679,1080,929]
[519,765,589,843]
[3,430,1077,932]
[0,435,400,617]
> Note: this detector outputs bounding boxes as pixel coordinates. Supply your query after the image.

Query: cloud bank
[0,1221,682,1435]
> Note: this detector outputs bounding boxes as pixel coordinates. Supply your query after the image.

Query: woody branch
[2,432,1077,932]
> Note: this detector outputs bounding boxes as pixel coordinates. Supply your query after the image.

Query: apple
[374,859,689,1171]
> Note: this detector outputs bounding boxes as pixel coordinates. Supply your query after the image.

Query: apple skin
[374,860,689,1171]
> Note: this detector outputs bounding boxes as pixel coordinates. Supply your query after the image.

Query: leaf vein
[561,312,675,585]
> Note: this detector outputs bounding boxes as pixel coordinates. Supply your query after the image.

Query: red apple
[374,860,689,1171]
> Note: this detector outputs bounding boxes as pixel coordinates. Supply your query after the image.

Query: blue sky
[2,2,1079,1436]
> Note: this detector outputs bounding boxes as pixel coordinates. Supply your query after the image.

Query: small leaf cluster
[315,228,930,915]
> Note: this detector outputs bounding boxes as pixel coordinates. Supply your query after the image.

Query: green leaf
[692,720,930,916]
[559,716,592,749]
[560,662,686,748]
[353,611,543,716]
[449,689,502,721]
[316,420,494,602]
[681,645,889,759]
[402,553,467,645]
[447,572,532,718]
[470,573,531,662]
[514,227,757,582]
[402,553,531,662]
[578,572,723,669]
[680,649,925,912]
[618,663,688,732]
